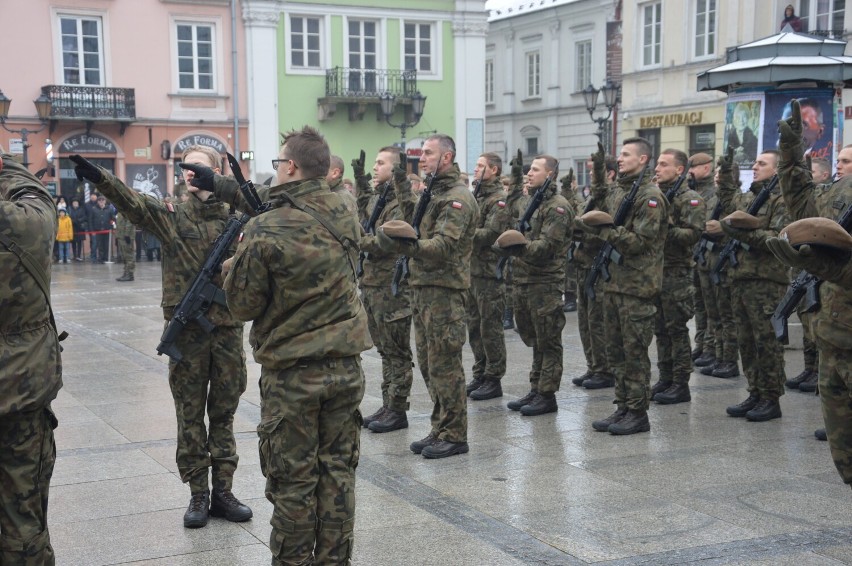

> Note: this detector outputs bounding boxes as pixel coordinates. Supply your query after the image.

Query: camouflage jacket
[512,187,573,285]
[717,174,789,284]
[223,177,372,369]
[571,185,610,268]
[779,158,852,350]
[598,171,668,299]
[95,171,240,326]
[692,175,724,272]
[359,180,409,287]
[329,177,359,221]
[471,178,511,279]
[403,166,478,289]
[0,155,62,416]
[115,212,135,243]
[659,180,705,270]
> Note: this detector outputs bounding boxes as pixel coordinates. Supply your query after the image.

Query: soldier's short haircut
[378,146,401,163]
[760,149,780,168]
[282,125,331,178]
[661,148,688,169]
[480,152,503,175]
[182,145,222,170]
[425,134,456,160]
[623,137,653,162]
[811,157,831,176]
[329,155,344,176]
[534,154,559,179]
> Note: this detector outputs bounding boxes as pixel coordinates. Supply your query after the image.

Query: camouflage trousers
[513,282,566,393]
[816,343,852,487]
[575,267,611,376]
[799,312,819,372]
[361,285,414,411]
[167,322,247,493]
[654,268,694,383]
[258,356,364,565]
[693,268,708,353]
[563,258,577,300]
[117,236,135,275]
[466,277,507,381]
[730,279,786,400]
[695,269,718,357]
[713,279,739,364]
[603,292,656,411]
[412,286,468,443]
[0,407,57,566]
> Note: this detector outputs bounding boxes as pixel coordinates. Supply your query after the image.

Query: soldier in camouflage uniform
[496,155,572,416]
[377,134,478,459]
[72,146,252,529]
[651,149,705,404]
[773,104,852,487]
[0,153,63,566]
[576,138,668,435]
[713,148,789,422]
[115,212,136,281]
[215,126,372,564]
[327,154,360,221]
[465,152,512,401]
[354,147,415,433]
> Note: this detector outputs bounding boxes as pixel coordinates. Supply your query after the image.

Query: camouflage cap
[495,229,527,248]
[780,217,852,250]
[723,210,761,230]
[689,153,713,167]
[380,219,417,241]
[579,210,615,226]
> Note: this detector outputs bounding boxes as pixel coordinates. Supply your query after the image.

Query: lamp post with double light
[378,91,427,150]
[0,90,52,169]
[582,81,620,154]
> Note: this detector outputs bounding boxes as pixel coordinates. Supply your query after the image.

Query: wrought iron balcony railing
[42,85,136,122]
[325,67,417,98]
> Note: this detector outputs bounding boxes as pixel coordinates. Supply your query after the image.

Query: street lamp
[0,90,53,169]
[379,91,427,149]
[582,81,620,153]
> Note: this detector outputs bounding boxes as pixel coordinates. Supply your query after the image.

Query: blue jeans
[58,242,70,262]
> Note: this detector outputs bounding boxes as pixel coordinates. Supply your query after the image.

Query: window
[694,0,716,58]
[526,137,538,156]
[289,16,322,69]
[800,0,845,36]
[641,2,662,67]
[526,50,541,98]
[689,125,716,156]
[485,58,494,104]
[404,22,433,73]
[348,19,379,93]
[60,15,104,85]
[637,128,660,162]
[177,23,215,91]
[575,40,592,92]
[574,159,590,189]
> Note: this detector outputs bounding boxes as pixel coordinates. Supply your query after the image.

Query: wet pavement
[48,261,852,565]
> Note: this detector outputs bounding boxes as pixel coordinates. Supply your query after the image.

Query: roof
[486,0,583,22]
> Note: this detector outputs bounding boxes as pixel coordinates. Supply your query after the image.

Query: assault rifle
[156,153,268,361]
[693,200,724,266]
[356,181,393,278]
[390,172,436,296]
[495,172,555,280]
[771,201,852,343]
[584,165,648,301]
[664,161,692,203]
[710,174,778,285]
[472,167,486,199]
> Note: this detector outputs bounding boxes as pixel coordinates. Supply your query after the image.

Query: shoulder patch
[556,206,566,214]
[648,199,658,208]
[238,231,244,243]
[689,199,700,206]
[166,202,175,213]
[497,200,506,208]
[452,201,463,209]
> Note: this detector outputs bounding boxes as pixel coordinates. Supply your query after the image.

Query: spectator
[781,4,803,32]
[88,195,115,263]
[56,209,73,263]
[85,192,100,260]
[68,199,88,261]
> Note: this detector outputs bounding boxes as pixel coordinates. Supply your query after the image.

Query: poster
[762,88,834,162]
[723,93,763,188]
[125,164,166,200]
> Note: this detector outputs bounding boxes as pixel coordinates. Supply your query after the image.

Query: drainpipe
[231,0,240,156]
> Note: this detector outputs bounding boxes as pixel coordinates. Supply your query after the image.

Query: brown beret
[689,153,713,167]
[380,219,417,241]
[495,229,527,248]
[723,210,761,230]
[579,210,615,226]
[781,217,852,250]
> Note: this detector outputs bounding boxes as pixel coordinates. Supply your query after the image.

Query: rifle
[495,172,555,280]
[693,200,724,266]
[390,172,436,296]
[472,167,486,199]
[356,181,392,278]
[156,153,267,361]
[709,174,778,285]
[664,161,691,203]
[584,165,648,300]
[771,201,852,343]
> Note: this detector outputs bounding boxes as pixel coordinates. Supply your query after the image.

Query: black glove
[352,150,366,179]
[177,162,215,191]
[591,142,606,186]
[778,99,804,164]
[69,155,103,184]
[510,149,524,186]
[393,151,408,186]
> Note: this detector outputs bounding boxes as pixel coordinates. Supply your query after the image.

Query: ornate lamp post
[0,90,52,169]
[582,81,620,153]
[379,91,427,149]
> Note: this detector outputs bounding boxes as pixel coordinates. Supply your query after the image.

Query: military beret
[723,210,761,230]
[689,153,713,167]
[379,219,417,241]
[495,229,527,248]
[579,210,614,226]
[780,217,852,250]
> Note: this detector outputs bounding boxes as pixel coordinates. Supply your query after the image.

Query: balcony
[318,67,419,122]
[41,85,136,134]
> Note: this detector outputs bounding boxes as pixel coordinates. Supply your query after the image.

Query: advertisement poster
[723,93,763,188]
[762,88,834,162]
[125,164,166,200]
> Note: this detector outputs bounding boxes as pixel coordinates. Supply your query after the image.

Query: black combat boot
[421,439,469,459]
[507,389,537,411]
[654,383,691,405]
[691,345,703,361]
[815,428,827,441]
[469,379,503,401]
[410,432,438,454]
[699,362,719,376]
[592,406,628,432]
[519,392,557,416]
[608,409,650,435]
[362,406,387,428]
[650,380,673,397]
[563,292,577,312]
[785,369,813,389]
[502,308,514,330]
[116,272,134,282]
[693,352,716,367]
[466,376,485,395]
[745,398,782,422]
[582,373,615,390]
[798,371,819,393]
[712,361,740,379]
[368,409,408,433]
[726,393,760,417]
[572,371,593,386]
[183,490,210,528]
[210,489,253,522]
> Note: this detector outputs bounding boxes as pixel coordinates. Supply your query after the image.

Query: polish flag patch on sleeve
[689,199,700,206]
[648,199,658,208]
[452,201,463,209]
[497,200,506,208]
